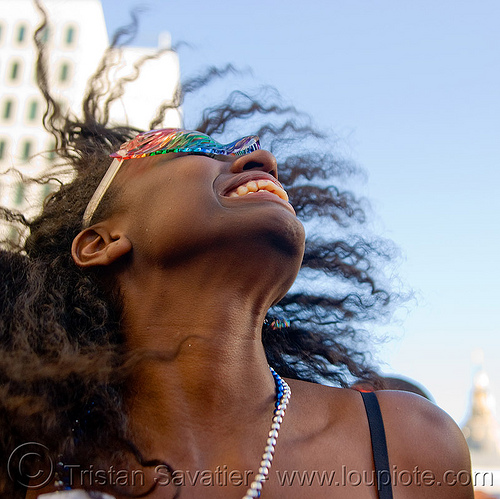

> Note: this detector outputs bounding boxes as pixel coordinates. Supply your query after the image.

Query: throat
[126,366,291,499]
[125,339,276,436]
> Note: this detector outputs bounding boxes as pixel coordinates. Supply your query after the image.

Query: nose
[229,149,278,179]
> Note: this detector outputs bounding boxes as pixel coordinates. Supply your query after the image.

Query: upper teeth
[228,179,289,202]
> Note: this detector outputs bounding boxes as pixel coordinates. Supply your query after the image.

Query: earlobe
[71,227,132,268]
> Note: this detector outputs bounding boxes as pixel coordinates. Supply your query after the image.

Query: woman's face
[113,147,305,272]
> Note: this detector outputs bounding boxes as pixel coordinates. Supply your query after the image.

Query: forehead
[109,153,224,214]
[113,152,223,187]
[115,153,181,182]
[120,150,232,174]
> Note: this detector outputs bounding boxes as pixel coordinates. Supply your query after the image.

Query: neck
[118,254,287,468]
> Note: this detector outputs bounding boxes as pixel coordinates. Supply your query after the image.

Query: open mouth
[226,179,289,202]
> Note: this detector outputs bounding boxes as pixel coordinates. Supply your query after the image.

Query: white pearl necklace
[242,367,291,499]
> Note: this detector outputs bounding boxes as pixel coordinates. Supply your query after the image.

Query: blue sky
[102,0,500,424]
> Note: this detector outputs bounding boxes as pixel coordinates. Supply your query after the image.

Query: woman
[1,12,472,499]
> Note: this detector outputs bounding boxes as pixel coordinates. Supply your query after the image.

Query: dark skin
[28,150,473,498]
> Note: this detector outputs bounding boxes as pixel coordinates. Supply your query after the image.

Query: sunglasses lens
[223,136,260,156]
[111,129,260,160]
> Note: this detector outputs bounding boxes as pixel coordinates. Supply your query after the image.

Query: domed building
[462,367,500,498]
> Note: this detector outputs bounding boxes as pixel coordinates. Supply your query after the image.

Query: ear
[71,226,132,268]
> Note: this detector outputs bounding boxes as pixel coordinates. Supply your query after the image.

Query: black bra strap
[360,391,394,499]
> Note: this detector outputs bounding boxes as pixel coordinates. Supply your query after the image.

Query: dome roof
[462,367,500,468]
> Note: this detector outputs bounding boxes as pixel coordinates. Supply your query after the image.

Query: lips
[219,172,295,214]
[221,172,287,199]
[227,178,289,201]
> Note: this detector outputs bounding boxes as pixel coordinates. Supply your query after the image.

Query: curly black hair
[0,3,394,497]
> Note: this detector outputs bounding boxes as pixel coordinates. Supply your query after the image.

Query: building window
[3,100,14,120]
[17,24,27,43]
[65,26,76,46]
[59,63,70,83]
[10,61,22,82]
[11,62,19,80]
[39,26,50,44]
[0,139,6,160]
[43,183,55,198]
[14,183,25,205]
[46,140,57,161]
[27,100,38,121]
[21,139,32,162]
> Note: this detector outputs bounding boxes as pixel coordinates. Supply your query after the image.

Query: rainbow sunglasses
[82,128,260,228]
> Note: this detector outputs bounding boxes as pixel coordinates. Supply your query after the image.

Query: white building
[0,0,181,237]
[462,366,500,498]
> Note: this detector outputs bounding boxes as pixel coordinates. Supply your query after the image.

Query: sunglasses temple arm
[82,158,124,228]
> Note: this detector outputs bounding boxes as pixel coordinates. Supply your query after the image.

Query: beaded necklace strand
[242,367,291,499]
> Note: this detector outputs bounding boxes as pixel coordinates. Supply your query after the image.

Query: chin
[256,212,305,294]
[266,216,305,260]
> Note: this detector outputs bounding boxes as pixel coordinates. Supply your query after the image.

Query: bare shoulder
[284,380,473,498]
[288,379,471,469]
[376,390,471,466]
[376,390,474,497]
